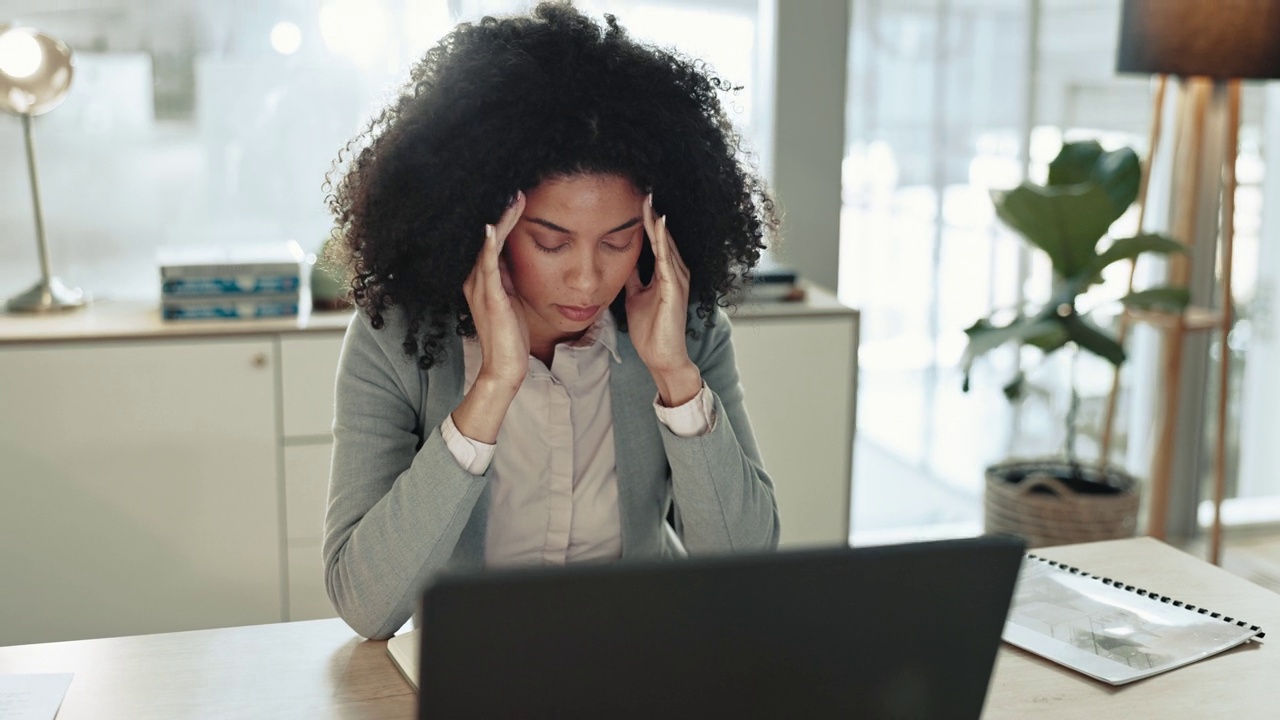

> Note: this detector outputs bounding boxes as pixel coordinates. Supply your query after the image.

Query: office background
[1,0,1278,596]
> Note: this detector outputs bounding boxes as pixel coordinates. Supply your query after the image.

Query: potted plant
[312,234,354,312]
[962,139,1188,547]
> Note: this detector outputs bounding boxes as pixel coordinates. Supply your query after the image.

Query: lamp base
[5,277,89,313]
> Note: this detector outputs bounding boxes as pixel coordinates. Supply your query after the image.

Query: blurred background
[1,0,1278,549]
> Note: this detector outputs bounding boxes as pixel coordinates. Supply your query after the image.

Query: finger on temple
[496,190,526,244]
[658,216,676,270]
[483,224,500,272]
[644,204,664,266]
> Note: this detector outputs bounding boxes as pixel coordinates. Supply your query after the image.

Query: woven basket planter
[984,458,1140,548]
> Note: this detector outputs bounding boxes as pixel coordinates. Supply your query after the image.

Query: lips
[556,304,600,322]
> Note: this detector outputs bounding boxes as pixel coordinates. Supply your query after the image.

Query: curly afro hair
[326,1,778,370]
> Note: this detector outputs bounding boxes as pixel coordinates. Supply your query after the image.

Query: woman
[323,1,780,640]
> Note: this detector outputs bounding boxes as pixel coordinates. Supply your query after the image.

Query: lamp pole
[22,113,51,292]
[0,26,86,313]
[3,109,86,312]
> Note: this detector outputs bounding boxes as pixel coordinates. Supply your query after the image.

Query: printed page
[1003,556,1263,685]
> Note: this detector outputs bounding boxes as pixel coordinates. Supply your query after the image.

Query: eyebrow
[524,216,642,236]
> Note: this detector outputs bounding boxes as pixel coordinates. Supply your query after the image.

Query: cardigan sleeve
[322,315,488,640]
[658,310,780,553]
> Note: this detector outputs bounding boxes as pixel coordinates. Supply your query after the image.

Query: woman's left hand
[625,195,704,407]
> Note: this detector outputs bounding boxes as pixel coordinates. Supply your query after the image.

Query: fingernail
[660,214,667,225]
[647,193,653,208]
[485,224,495,240]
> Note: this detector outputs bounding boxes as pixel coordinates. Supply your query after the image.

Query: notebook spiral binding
[1026,553,1266,639]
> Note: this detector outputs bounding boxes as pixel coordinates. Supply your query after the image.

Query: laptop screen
[415,534,1024,719]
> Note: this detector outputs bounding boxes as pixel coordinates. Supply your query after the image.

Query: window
[842,0,1275,542]
[0,0,767,303]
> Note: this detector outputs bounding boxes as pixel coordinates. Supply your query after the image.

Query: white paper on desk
[0,673,74,720]
[1003,556,1263,685]
[387,629,421,690]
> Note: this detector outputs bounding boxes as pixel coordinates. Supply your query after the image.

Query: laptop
[389,534,1025,719]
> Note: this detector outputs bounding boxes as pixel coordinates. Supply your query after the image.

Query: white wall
[770,0,849,292]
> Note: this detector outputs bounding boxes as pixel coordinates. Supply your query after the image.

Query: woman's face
[504,173,646,349]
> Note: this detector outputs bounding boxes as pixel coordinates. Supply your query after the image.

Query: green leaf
[992,183,1121,278]
[1121,286,1193,312]
[1023,322,1070,353]
[1046,141,1140,215]
[961,314,1062,381]
[1047,141,1103,186]
[1062,313,1126,366]
[1090,146,1141,217]
[1088,233,1187,277]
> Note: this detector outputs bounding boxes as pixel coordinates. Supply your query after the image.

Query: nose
[564,246,602,294]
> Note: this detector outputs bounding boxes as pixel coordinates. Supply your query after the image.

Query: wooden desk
[0,619,414,719]
[1,537,1274,718]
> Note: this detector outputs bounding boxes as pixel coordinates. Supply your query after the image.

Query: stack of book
[158,241,305,320]
[728,258,803,303]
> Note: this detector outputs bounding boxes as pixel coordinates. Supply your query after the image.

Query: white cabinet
[283,444,338,621]
[0,291,857,643]
[280,335,345,439]
[733,312,858,548]
[0,338,283,646]
[280,335,345,622]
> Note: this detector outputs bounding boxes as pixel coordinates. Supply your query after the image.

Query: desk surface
[0,537,1274,719]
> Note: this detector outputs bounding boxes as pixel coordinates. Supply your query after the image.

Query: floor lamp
[1102,1,1280,565]
[0,25,85,313]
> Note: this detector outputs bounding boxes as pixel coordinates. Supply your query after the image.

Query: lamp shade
[1116,0,1280,79]
[0,26,74,116]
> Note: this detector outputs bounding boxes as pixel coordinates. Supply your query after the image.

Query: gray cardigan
[323,306,779,639]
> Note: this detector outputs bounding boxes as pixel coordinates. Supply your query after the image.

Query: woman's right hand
[454,192,528,443]
[463,191,529,389]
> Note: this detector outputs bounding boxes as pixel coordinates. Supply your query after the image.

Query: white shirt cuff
[653,383,716,438]
[441,413,495,475]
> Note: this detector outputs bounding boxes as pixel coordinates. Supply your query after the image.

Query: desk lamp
[1108,0,1280,563]
[0,25,85,312]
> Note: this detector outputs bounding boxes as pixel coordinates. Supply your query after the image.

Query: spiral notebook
[1004,553,1266,685]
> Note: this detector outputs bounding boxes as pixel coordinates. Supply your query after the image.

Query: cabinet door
[279,333,344,621]
[0,339,282,645]
[280,334,345,438]
[284,443,337,621]
[731,315,858,548]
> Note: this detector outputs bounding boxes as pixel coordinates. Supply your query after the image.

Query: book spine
[161,275,301,295]
[162,299,300,320]
[160,262,301,279]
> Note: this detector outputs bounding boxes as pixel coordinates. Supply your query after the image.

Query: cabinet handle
[251,352,269,369]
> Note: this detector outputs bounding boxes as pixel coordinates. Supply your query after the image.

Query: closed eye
[529,232,569,253]
[534,240,569,253]
[602,237,634,251]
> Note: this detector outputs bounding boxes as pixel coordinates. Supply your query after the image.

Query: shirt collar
[462,310,623,365]
[567,311,622,364]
